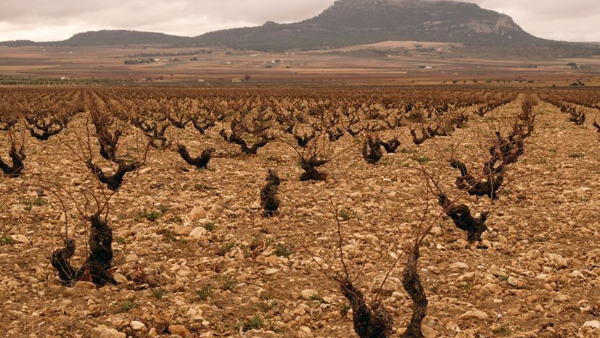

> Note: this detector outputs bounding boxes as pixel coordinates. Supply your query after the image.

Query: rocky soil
[0,96,599,338]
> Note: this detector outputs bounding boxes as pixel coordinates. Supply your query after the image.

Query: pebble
[422,324,437,338]
[101,167,114,176]
[457,272,476,282]
[507,277,524,288]
[546,253,568,269]
[459,310,489,321]
[173,225,192,236]
[91,325,126,338]
[450,262,469,270]
[113,273,128,284]
[177,269,192,277]
[265,268,280,275]
[479,283,502,295]
[298,326,313,337]
[169,325,192,337]
[130,321,145,331]
[575,187,591,198]
[583,320,600,329]
[189,206,207,220]
[10,235,29,244]
[300,289,319,300]
[189,227,207,239]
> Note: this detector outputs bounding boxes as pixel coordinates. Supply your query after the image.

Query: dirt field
[1,45,599,86]
[1,89,599,337]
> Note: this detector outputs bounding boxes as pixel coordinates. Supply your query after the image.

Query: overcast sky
[0,0,597,42]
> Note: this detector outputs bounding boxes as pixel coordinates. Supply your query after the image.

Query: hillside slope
[195,0,546,51]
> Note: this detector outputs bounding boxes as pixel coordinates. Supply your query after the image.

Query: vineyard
[0,86,599,338]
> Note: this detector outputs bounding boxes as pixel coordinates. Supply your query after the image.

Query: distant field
[0,45,599,86]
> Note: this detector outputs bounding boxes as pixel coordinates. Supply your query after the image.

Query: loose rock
[459,310,489,321]
[91,325,126,338]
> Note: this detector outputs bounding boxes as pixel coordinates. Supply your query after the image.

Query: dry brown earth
[0,93,599,338]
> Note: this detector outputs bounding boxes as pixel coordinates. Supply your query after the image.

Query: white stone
[189,227,207,239]
[130,321,145,331]
[583,320,600,329]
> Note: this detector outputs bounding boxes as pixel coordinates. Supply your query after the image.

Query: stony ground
[1,95,599,338]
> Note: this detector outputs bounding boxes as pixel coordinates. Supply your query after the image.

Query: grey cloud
[0,0,597,42]
[466,0,600,41]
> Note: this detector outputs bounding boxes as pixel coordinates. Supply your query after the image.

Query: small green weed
[461,282,473,293]
[194,184,215,191]
[22,198,48,211]
[412,156,431,164]
[338,209,354,221]
[257,296,278,311]
[340,304,352,319]
[114,236,128,245]
[150,288,167,299]
[117,301,137,313]
[0,236,14,246]
[221,278,237,292]
[492,324,512,336]
[194,285,213,301]
[216,242,236,256]
[137,205,169,222]
[239,315,264,332]
[274,243,293,258]
[138,210,161,222]
[310,294,325,303]
[203,222,216,232]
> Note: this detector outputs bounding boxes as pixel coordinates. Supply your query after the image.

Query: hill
[0,30,193,47]
[60,30,194,47]
[194,0,547,51]
[2,0,599,58]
